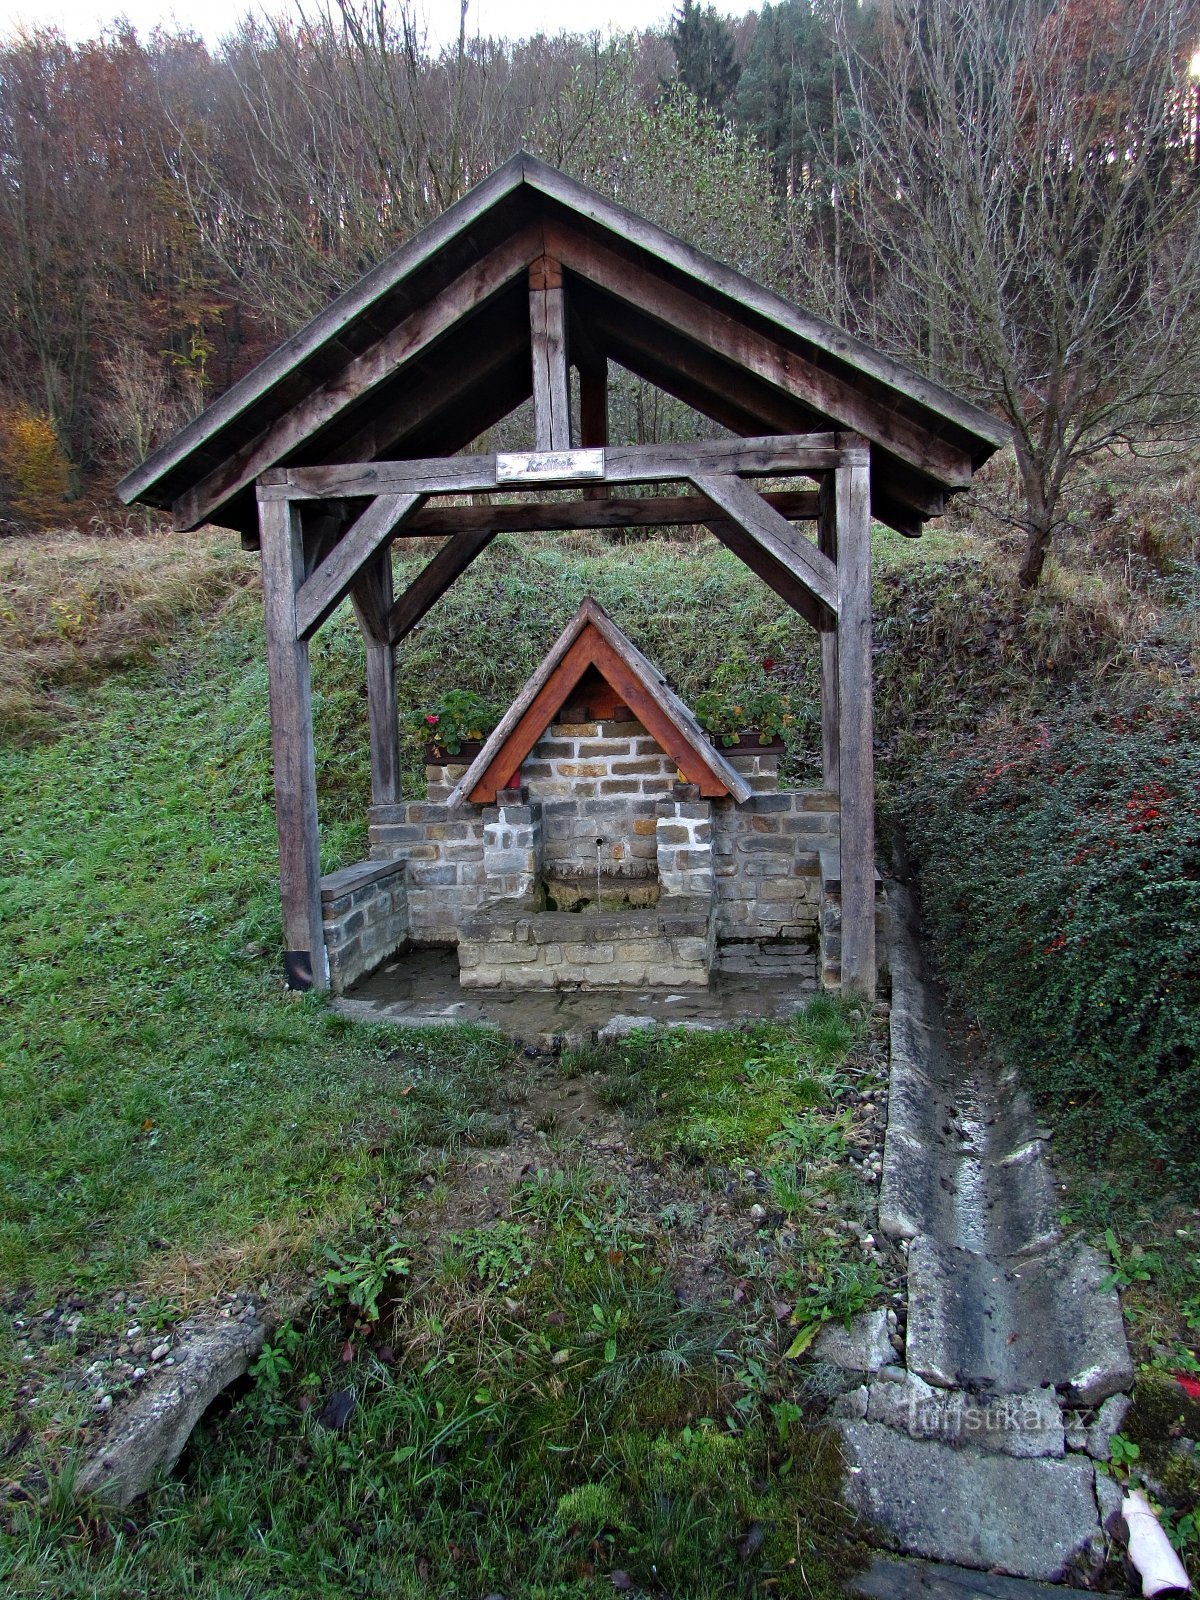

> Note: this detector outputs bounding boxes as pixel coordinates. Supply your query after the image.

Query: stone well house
[319,597,870,996]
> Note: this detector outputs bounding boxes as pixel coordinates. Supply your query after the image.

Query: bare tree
[840,0,1200,586]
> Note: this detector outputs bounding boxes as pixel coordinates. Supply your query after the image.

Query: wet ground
[335,946,817,1046]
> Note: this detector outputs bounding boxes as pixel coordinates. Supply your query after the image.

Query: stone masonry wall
[368,799,485,944]
[711,745,837,982]
[320,858,409,994]
[458,898,714,990]
[364,730,845,991]
[524,717,675,880]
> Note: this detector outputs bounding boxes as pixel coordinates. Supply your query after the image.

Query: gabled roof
[448,597,752,807]
[117,153,1007,540]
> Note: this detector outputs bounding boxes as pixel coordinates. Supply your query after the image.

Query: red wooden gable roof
[446,598,753,807]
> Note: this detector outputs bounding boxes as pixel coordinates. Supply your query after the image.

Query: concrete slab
[866,1372,1065,1458]
[849,1553,1129,1600]
[839,1422,1102,1580]
[335,945,811,1045]
[816,1309,894,1373]
[905,1235,1133,1402]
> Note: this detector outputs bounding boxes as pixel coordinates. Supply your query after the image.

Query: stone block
[578,740,630,758]
[408,864,458,887]
[657,823,690,846]
[599,780,640,796]
[612,757,667,776]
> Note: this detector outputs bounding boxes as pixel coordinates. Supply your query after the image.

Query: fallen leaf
[316,1387,356,1430]
[610,1571,633,1591]
[1173,1371,1200,1399]
[340,1339,355,1364]
[738,1521,767,1560]
[784,1323,821,1359]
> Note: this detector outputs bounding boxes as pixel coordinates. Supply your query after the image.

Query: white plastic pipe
[1123,1488,1191,1597]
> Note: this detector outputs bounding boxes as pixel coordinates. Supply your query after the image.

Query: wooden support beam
[530,256,571,451]
[387,529,498,646]
[703,519,825,632]
[258,496,326,992]
[258,433,843,501]
[292,491,424,639]
[174,225,542,530]
[578,356,609,501]
[691,472,838,614]
[818,475,840,793]
[399,489,819,538]
[350,553,401,806]
[835,446,876,999]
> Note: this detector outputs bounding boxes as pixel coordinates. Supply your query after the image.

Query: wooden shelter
[118,153,1007,999]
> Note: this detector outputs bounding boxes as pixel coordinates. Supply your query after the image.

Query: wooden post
[258,494,327,991]
[579,356,608,500]
[350,552,400,807]
[834,444,875,998]
[529,256,571,451]
[818,474,840,793]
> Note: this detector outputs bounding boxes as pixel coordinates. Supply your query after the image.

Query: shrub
[0,405,71,525]
[900,701,1200,1177]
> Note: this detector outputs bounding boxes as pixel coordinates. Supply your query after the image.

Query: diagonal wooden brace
[691,472,838,616]
[291,491,425,639]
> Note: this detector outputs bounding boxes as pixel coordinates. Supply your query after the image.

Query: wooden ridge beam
[292,491,425,639]
[258,433,843,502]
[691,472,838,614]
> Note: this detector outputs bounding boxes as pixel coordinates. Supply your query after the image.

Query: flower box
[424,738,485,765]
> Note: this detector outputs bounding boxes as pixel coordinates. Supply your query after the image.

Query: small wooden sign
[496,448,605,484]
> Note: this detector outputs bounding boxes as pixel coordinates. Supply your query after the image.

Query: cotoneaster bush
[900,700,1200,1177]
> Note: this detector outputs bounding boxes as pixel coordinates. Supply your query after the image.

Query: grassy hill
[1,458,1197,1590]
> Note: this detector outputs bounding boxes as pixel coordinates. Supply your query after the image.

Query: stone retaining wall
[361,730,859,992]
[458,896,714,990]
[320,858,409,994]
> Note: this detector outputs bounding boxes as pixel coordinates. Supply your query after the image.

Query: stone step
[838,1422,1106,1581]
[904,1234,1133,1403]
[849,1552,1133,1600]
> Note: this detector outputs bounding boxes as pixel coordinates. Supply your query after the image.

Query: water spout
[595,838,604,914]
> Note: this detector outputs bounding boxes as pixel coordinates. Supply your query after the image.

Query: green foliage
[667,0,741,111]
[442,1221,533,1289]
[1101,1228,1161,1293]
[694,651,800,745]
[901,702,1200,1177]
[405,687,500,754]
[321,1235,412,1323]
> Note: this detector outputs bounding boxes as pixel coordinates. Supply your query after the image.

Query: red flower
[425,714,439,725]
[762,658,776,673]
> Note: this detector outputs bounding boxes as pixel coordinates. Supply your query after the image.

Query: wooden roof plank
[119,153,1008,531]
[171,227,542,531]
